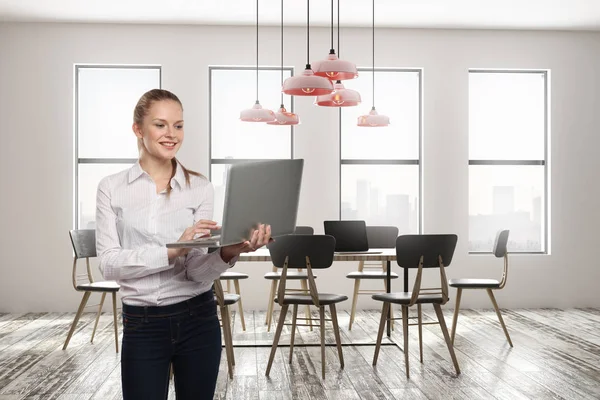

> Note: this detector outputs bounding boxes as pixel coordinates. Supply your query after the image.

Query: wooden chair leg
[402,305,410,378]
[372,302,389,366]
[487,289,513,347]
[300,279,313,331]
[319,306,326,379]
[221,305,235,379]
[417,304,423,363]
[233,280,246,331]
[266,280,277,331]
[289,304,298,363]
[91,292,106,344]
[348,279,360,330]
[111,292,119,353]
[329,304,344,368]
[451,288,462,345]
[433,304,461,375]
[382,278,394,331]
[63,291,91,350]
[266,304,289,376]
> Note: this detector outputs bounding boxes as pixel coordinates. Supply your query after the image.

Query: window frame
[208,65,295,180]
[73,64,162,229]
[468,69,549,254]
[339,67,423,234]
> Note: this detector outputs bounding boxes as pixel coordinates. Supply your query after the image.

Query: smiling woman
[94,88,272,399]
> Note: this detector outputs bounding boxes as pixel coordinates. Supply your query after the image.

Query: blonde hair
[134,89,201,195]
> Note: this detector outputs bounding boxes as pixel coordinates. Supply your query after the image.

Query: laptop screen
[323,220,369,252]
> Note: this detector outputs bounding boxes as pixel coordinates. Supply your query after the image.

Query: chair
[264,226,315,332]
[213,279,240,379]
[346,226,399,330]
[63,230,120,353]
[372,234,460,378]
[265,235,347,379]
[449,229,513,347]
[219,271,248,331]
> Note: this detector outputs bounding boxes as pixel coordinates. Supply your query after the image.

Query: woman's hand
[220,224,272,263]
[167,220,221,260]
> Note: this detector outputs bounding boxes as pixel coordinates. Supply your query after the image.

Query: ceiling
[1,0,599,31]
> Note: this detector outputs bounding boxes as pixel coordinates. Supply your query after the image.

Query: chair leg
[266,304,289,376]
[300,279,313,331]
[63,291,91,350]
[417,304,423,363]
[402,305,410,379]
[329,304,344,368]
[289,304,298,363]
[91,292,106,344]
[372,302,389,366]
[111,292,119,353]
[221,305,235,379]
[266,280,277,331]
[433,304,461,375]
[382,278,394,330]
[319,306,326,379]
[487,289,513,347]
[348,279,360,330]
[234,280,246,331]
[451,288,462,345]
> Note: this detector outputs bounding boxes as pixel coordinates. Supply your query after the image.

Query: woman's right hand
[167,219,221,260]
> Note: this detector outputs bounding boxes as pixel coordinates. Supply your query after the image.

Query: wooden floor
[1,307,600,399]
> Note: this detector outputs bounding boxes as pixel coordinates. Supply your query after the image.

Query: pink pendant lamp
[315,80,361,107]
[313,0,358,81]
[357,0,389,127]
[268,0,299,125]
[282,0,333,96]
[315,0,360,107]
[240,0,275,122]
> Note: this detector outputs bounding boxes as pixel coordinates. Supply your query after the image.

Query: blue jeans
[121,290,222,400]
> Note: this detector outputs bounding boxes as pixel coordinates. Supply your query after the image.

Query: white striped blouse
[95,161,233,306]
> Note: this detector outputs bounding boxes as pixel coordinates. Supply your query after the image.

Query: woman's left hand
[220,224,272,263]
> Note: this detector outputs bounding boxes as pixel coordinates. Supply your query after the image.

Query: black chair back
[395,234,458,269]
[268,235,335,269]
[294,226,314,235]
[366,226,399,248]
[69,229,97,259]
[493,230,510,258]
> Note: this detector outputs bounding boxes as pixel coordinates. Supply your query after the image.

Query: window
[469,70,548,253]
[75,65,161,229]
[340,69,422,234]
[209,66,294,223]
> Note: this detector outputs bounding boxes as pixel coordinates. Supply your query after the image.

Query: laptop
[323,220,382,254]
[167,159,304,249]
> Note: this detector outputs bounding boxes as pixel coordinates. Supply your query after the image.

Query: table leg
[386,260,392,337]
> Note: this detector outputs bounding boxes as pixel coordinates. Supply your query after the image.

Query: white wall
[1,22,599,313]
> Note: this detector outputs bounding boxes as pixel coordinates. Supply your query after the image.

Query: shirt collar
[127,160,186,189]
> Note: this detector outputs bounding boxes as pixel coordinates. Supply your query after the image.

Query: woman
[95,89,270,399]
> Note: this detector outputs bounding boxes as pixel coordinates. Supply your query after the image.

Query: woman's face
[134,100,184,162]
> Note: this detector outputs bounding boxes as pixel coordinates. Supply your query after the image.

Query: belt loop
[143,306,148,323]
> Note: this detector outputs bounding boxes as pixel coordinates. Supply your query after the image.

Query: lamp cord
[337,0,340,56]
[306,0,310,67]
[372,0,375,108]
[280,0,284,105]
[330,0,334,50]
[256,0,259,102]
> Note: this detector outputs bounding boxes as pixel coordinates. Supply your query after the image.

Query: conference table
[239,248,406,338]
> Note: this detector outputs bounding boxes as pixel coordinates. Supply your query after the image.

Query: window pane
[211,69,292,159]
[78,163,134,229]
[341,165,419,234]
[341,70,420,160]
[469,165,545,252]
[78,67,160,159]
[469,72,545,160]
